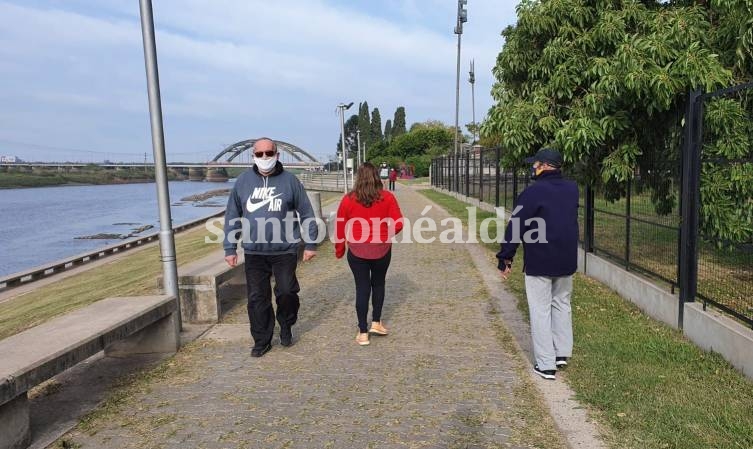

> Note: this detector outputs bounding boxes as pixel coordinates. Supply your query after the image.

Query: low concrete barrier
[0,295,179,449]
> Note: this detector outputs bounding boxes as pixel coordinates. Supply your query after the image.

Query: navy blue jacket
[496,171,579,276]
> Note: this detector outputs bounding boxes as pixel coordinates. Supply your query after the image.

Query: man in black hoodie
[223,138,318,357]
[497,148,579,380]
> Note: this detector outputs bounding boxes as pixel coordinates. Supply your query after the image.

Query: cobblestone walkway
[60,185,563,449]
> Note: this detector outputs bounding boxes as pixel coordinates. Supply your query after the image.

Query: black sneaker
[251,343,272,358]
[533,364,556,380]
[555,357,569,367]
[280,326,293,347]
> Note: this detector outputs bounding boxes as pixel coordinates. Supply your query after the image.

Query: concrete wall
[578,248,753,380]
[578,249,680,329]
[683,302,753,378]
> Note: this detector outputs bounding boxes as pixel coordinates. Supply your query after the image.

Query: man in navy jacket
[498,148,579,380]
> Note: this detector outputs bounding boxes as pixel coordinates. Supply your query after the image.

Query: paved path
[59,185,566,449]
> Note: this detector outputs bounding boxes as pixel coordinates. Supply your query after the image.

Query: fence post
[479,149,484,202]
[678,88,704,329]
[465,148,470,197]
[495,147,500,208]
[625,181,631,270]
[584,183,595,253]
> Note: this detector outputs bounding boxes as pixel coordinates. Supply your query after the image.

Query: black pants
[244,253,300,348]
[347,249,392,333]
[388,179,396,191]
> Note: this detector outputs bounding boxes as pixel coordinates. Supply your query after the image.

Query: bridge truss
[212,139,321,167]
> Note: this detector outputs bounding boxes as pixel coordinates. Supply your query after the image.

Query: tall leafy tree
[392,106,407,138]
[482,0,752,243]
[370,108,383,144]
[384,119,393,142]
[336,114,359,160]
[358,102,371,150]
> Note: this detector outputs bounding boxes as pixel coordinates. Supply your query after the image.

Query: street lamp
[356,128,362,167]
[469,59,476,144]
[454,0,467,193]
[138,0,180,326]
[337,102,354,192]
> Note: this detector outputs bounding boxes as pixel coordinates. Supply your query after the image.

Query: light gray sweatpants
[524,275,573,371]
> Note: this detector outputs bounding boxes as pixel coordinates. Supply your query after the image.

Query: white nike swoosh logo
[246,193,283,213]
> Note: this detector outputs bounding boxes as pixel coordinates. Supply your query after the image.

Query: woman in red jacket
[335,162,404,346]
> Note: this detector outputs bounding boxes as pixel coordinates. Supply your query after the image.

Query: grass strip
[418,188,753,449]
[0,225,223,340]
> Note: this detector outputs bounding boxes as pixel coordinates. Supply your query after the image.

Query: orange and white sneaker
[369,321,389,336]
[356,332,370,346]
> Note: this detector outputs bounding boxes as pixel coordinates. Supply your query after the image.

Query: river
[0,181,232,277]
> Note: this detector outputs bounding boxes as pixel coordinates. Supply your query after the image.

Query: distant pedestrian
[335,162,404,346]
[388,167,398,191]
[223,138,319,358]
[379,162,389,188]
[497,148,578,380]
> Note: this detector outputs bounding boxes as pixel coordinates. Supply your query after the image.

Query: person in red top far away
[335,162,404,346]
[388,167,398,191]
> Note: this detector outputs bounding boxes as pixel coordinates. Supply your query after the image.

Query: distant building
[0,155,23,163]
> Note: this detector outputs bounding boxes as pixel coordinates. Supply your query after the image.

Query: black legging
[347,249,392,333]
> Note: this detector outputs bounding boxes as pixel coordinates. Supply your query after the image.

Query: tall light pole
[138,0,180,326]
[356,128,362,167]
[337,102,354,192]
[454,0,468,193]
[469,59,476,144]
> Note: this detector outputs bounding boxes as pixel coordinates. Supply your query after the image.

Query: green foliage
[358,102,370,151]
[384,119,393,142]
[392,106,407,138]
[389,125,453,159]
[370,107,383,144]
[336,114,359,157]
[483,0,753,243]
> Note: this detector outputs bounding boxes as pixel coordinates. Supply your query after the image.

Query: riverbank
[0,168,186,189]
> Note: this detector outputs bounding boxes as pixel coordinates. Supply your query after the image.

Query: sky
[0,0,518,163]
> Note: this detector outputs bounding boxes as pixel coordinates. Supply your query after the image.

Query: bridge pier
[205,167,228,182]
[188,167,205,181]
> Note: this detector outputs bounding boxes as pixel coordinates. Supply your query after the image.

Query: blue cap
[524,148,563,168]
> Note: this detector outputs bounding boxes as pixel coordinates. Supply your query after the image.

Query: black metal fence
[431,84,753,328]
[682,83,753,327]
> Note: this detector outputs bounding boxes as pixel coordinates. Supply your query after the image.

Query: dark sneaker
[280,326,293,347]
[251,343,272,358]
[555,357,569,367]
[533,364,556,380]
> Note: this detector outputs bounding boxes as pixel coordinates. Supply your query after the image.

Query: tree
[482,0,752,243]
[389,123,453,159]
[392,107,406,138]
[358,102,370,151]
[370,108,383,144]
[384,119,392,142]
[336,114,359,161]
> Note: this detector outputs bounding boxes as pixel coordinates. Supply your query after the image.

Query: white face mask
[254,156,277,172]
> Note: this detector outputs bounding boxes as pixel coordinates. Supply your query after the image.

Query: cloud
[0,0,517,162]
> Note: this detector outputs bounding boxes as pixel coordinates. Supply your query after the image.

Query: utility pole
[454,0,468,193]
[138,0,180,326]
[337,102,354,192]
[356,129,362,167]
[469,59,476,144]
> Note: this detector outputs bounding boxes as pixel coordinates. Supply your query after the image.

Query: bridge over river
[0,138,323,181]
